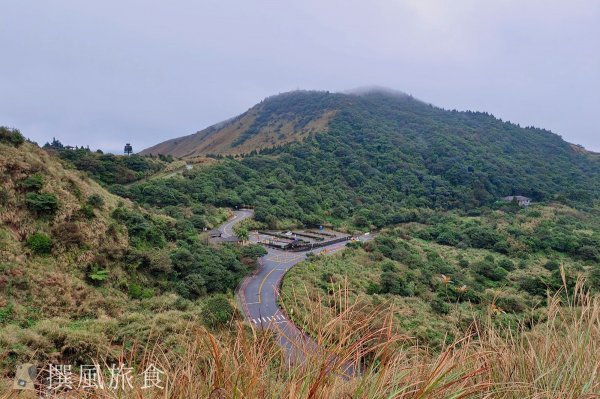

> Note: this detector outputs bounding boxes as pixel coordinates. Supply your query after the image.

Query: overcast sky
[1,0,599,153]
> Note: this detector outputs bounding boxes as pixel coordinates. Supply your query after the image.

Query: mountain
[141,91,343,157]
[133,89,600,228]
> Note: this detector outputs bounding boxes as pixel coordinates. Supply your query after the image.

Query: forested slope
[131,90,600,228]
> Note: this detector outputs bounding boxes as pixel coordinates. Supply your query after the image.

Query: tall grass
[1,282,598,398]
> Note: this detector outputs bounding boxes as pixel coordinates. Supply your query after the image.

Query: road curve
[218,208,254,238]
[223,209,371,372]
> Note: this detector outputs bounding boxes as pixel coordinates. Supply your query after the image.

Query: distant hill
[141,91,344,157]
[135,89,600,227]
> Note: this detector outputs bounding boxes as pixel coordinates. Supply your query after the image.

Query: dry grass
[2,279,598,398]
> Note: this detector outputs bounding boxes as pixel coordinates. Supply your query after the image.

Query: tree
[236,227,249,243]
[0,127,25,146]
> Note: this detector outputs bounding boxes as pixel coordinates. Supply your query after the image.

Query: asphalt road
[218,208,254,238]
[225,209,373,371]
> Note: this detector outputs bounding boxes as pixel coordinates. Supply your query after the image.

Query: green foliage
[87,194,104,208]
[118,91,600,228]
[111,207,166,248]
[544,259,561,271]
[201,294,235,328]
[128,283,154,299]
[0,126,25,146]
[79,204,95,219]
[431,296,451,315]
[26,232,53,254]
[25,192,59,216]
[0,303,14,324]
[21,173,44,191]
[87,268,108,285]
[0,188,8,206]
[239,244,268,259]
[48,145,165,185]
[379,271,413,296]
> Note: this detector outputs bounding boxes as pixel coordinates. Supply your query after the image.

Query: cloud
[1,0,598,151]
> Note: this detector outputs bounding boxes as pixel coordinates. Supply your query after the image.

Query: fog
[1,0,598,152]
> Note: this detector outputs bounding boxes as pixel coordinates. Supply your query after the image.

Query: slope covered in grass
[0,130,265,372]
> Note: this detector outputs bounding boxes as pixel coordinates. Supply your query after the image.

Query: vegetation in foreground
[1,284,597,398]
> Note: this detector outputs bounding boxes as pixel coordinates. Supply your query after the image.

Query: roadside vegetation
[1,283,597,398]
[282,203,600,348]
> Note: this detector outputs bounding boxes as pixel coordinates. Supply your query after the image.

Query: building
[502,196,531,206]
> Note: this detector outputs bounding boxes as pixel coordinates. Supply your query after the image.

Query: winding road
[220,209,371,371]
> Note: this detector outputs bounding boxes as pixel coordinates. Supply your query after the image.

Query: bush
[181,274,207,299]
[129,283,154,299]
[87,268,108,285]
[0,126,25,146]
[380,271,413,296]
[87,194,105,208]
[21,173,44,191]
[26,232,53,254]
[579,246,599,262]
[79,204,95,219]
[0,188,8,206]
[543,259,561,271]
[201,294,235,328]
[25,192,59,216]
[498,258,515,271]
[431,296,451,315]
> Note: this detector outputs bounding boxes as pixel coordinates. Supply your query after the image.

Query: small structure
[124,143,133,155]
[207,229,222,238]
[502,196,531,207]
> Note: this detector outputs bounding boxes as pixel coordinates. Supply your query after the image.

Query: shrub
[543,259,561,271]
[0,188,8,206]
[181,274,207,299]
[79,204,95,219]
[498,258,515,271]
[26,232,53,254]
[25,192,59,216]
[201,294,235,328]
[21,173,44,191]
[431,296,451,315]
[87,268,108,285]
[87,194,105,208]
[380,271,413,296]
[579,246,599,262]
[0,126,25,146]
[128,283,154,299]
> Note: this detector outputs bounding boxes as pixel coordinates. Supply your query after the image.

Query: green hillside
[0,128,265,371]
[128,90,600,229]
